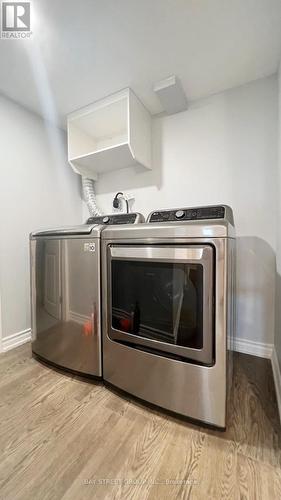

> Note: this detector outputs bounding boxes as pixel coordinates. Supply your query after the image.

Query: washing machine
[30,212,144,377]
[101,205,235,428]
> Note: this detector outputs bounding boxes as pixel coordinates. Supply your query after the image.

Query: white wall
[90,75,278,346]
[0,76,277,348]
[275,65,281,371]
[0,94,82,340]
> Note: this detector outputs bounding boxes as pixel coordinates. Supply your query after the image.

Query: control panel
[86,213,144,225]
[148,205,226,223]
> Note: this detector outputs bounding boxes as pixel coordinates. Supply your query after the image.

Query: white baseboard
[232,337,280,423]
[68,311,91,325]
[271,347,281,424]
[2,328,31,352]
[232,337,273,359]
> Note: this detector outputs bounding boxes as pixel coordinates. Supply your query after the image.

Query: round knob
[103,216,110,224]
[175,210,185,219]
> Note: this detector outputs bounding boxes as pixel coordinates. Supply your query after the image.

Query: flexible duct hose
[82,177,101,216]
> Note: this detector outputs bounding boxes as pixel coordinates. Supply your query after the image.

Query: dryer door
[108,245,214,366]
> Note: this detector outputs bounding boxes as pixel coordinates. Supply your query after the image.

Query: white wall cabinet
[67,88,152,180]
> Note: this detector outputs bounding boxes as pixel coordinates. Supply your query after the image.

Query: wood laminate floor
[0,344,280,500]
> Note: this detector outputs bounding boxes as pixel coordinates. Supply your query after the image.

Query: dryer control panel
[86,212,144,225]
[148,205,232,223]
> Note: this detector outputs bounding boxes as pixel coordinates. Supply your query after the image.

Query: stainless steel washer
[101,205,235,428]
[30,212,144,377]
[30,224,103,377]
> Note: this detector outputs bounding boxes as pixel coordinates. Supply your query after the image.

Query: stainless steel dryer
[30,212,144,377]
[101,205,235,428]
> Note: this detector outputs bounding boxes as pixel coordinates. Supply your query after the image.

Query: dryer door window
[108,245,214,365]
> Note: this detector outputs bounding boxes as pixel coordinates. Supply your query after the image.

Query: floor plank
[0,344,280,500]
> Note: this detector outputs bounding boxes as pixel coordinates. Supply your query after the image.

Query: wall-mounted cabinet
[67,88,152,180]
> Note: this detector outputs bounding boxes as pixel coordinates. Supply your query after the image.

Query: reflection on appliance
[31,230,102,376]
[102,205,235,428]
[30,212,145,377]
[111,261,202,349]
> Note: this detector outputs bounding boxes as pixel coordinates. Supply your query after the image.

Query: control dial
[175,210,185,219]
[103,216,110,224]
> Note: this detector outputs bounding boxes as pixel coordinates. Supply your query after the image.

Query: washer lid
[30,224,102,238]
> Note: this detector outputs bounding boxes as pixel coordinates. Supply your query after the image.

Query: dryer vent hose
[82,177,101,216]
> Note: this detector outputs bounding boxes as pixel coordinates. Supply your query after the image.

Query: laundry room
[0,1,280,499]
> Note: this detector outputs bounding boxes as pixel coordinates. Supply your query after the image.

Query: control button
[162,212,170,220]
[175,210,185,219]
[103,216,110,224]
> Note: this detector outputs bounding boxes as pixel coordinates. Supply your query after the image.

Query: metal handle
[109,245,210,263]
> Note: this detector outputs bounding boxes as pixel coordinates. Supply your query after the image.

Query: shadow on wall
[236,236,276,345]
[94,118,163,194]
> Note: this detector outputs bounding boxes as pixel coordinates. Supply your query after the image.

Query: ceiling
[0,0,280,127]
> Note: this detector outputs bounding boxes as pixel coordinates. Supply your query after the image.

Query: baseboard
[68,311,91,325]
[0,329,274,358]
[271,347,281,424]
[2,328,31,352]
[232,337,273,359]
[232,337,280,423]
